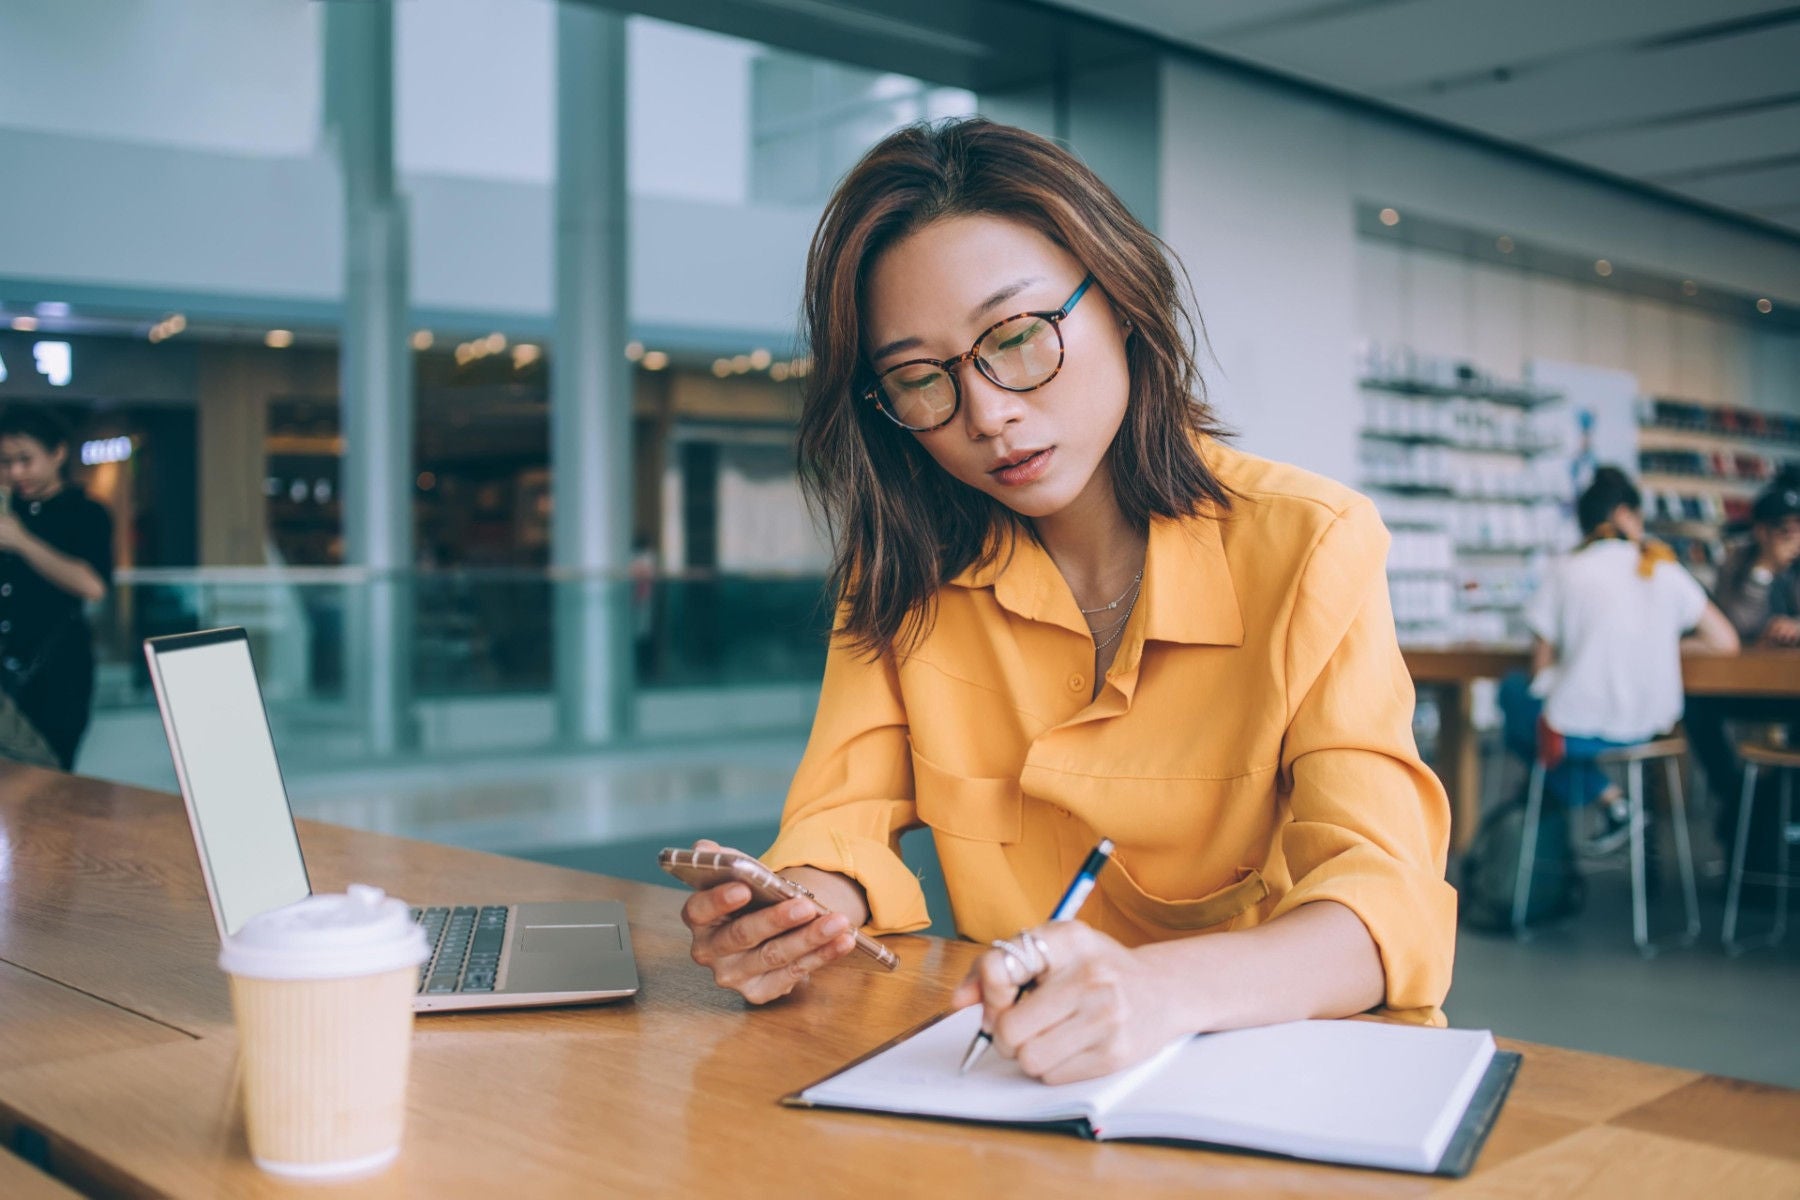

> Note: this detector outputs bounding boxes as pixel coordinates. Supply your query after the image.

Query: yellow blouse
[763,441,1455,1023]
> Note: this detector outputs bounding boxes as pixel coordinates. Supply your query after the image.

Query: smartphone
[659,846,898,971]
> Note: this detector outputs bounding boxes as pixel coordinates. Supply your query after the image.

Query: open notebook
[787,1007,1519,1177]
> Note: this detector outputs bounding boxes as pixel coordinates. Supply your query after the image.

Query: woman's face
[0,435,65,499]
[1755,516,1800,570]
[862,215,1131,522]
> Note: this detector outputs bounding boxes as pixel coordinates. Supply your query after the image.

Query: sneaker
[1581,791,1633,857]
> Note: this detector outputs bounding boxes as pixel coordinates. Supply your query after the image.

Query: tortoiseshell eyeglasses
[866,274,1096,432]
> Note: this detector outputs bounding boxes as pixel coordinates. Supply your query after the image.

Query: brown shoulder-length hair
[798,117,1231,658]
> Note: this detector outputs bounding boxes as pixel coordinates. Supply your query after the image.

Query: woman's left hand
[950,922,1181,1085]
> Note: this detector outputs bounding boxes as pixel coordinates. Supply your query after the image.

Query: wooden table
[1,765,1796,1198]
[1403,647,1800,851]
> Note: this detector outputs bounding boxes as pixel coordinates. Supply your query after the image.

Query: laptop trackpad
[521,924,623,955]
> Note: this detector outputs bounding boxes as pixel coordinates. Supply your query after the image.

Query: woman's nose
[959,370,1025,441]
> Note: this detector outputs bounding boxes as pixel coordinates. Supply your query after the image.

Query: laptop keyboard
[412,905,508,994]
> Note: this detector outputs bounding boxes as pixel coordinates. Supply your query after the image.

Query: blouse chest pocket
[1098,855,1269,933]
[910,749,1023,844]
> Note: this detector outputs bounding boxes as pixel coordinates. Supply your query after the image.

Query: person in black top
[0,404,114,770]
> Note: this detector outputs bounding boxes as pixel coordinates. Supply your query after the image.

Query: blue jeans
[1497,671,1641,809]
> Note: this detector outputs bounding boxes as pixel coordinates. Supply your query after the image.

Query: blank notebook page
[803,1005,1184,1123]
[1104,1020,1497,1172]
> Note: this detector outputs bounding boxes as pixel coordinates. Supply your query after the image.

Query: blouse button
[26,502,39,516]
[0,621,10,634]
[0,584,9,596]
[1067,673,1085,692]
[2,658,16,671]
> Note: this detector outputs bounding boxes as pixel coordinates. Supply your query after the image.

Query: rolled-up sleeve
[761,633,930,935]
[1269,499,1456,1024]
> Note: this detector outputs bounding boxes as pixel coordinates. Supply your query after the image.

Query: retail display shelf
[1366,483,1563,504]
[1641,397,1800,446]
[1358,377,1563,408]
[1637,471,1766,495]
[1637,424,1800,455]
[1456,544,1554,556]
[1359,429,1562,455]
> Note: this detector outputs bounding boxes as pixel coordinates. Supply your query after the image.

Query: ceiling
[1039,0,1800,238]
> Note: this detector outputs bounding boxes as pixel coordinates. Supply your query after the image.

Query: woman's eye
[898,373,943,391]
[995,321,1044,351]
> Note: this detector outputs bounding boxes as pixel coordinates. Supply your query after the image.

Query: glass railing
[83,569,834,780]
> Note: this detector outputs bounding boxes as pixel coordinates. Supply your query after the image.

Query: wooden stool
[1722,741,1799,955]
[1513,736,1700,956]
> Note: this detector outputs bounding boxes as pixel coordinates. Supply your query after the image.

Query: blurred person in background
[1713,471,1800,647]
[1690,471,1800,887]
[0,404,114,770]
[1501,467,1737,853]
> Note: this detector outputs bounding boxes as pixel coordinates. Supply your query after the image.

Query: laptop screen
[147,630,310,937]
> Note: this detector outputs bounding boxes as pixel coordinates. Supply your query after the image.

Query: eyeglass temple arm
[1058,274,1096,317]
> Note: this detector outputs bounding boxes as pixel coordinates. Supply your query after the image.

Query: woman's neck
[1033,463,1147,612]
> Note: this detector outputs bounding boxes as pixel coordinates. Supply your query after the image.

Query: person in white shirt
[1500,467,1737,844]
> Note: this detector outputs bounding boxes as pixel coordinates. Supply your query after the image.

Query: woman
[1500,467,1737,852]
[0,404,113,770]
[681,119,1453,1085]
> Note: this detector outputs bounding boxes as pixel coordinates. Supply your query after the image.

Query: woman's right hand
[680,840,860,1004]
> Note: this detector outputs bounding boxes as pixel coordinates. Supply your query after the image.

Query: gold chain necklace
[1078,568,1144,615]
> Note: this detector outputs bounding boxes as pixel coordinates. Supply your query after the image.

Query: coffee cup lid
[219,884,430,981]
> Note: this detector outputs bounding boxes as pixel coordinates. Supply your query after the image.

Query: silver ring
[989,938,1034,986]
[1021,930,1053,977]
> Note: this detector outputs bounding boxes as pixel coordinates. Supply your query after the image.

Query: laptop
[144,626,639,1012]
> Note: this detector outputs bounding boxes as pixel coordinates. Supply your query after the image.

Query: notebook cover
[1431,1049,1522,1178]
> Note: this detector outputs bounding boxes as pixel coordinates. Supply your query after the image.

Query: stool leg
[1512,763,1546,936]
[1774,771,1792,947]
[1664,755,1699,946]
[1724,763,1759,954]
[1629,759,1651,954]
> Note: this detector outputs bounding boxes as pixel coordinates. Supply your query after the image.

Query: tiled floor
[291,735,1800,1089]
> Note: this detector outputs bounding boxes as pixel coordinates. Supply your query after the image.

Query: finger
[718,896,821,955]
[950,972,981,1011]
[1020,920,1096,980]
[729,915,852,1000]
[682,881,752,928]
[745,911,849,974]
[993,976,1083,1058]
[972,950,1025,1028]
[780,926,857,979]
[1035,1039,1133,1087]
[1012,1007,1106,1082]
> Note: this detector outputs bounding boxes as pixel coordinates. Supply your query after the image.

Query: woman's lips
[990,447,1053,487]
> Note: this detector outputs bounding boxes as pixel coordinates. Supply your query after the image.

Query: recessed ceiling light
[1756,298,1774,314]
[265,329,294,348]
[1495,236,1514,254]
[1594,260,1612,277]
[1681,280,1699,296]
[1379,208,1400,227]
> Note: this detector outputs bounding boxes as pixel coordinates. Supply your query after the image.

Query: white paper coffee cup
[220,884,430,1179]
